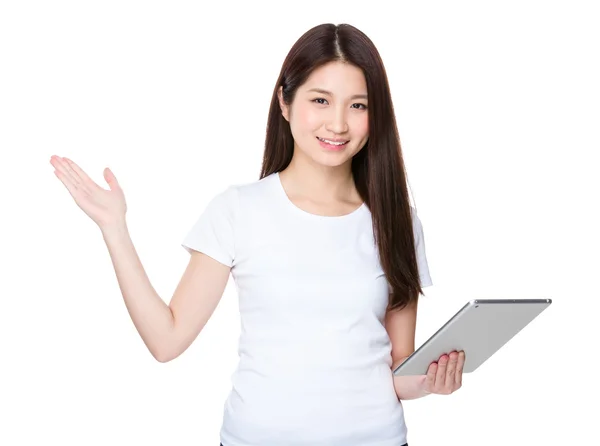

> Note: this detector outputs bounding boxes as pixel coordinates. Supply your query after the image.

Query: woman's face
[278,61,370,168]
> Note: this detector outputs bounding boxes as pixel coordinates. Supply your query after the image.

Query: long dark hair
[259,23,427,312]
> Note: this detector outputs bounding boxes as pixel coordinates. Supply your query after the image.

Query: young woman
[50,23,465,446]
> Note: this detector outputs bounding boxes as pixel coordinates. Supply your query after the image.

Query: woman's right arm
[50,155,229,363]
[101,222,230,362]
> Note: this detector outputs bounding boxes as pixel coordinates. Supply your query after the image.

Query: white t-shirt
[182,172,433,446]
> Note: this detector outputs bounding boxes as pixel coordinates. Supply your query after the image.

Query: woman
[50,23,465,446]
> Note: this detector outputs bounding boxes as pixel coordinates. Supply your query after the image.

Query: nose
[325,106,349,134]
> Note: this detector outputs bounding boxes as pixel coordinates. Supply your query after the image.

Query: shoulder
[206,173,276,216]
[408,205,422,227]
[408,206,428,243]
[229,172,278,208]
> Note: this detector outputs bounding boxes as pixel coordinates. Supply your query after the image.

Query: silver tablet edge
[391,298,552,375]
[470,298,552,305]
[392,301,472,376]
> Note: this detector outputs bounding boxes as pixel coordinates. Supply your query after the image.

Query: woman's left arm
[392,351,465,400]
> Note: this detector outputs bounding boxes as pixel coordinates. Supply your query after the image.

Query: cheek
[355,116,369,137]
[298,107,321,130]
[291,102,320,130]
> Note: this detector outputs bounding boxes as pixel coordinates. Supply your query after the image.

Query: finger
[103,167,121,191]
[435,354,448,391]
[63,157,99,192]
[446,351,458,390]
[54,168,80,198]
[456,351,465,387]
[61,157,95,195]
[446,351,458,393]
[51,156,80,189]
[426,362,437,392]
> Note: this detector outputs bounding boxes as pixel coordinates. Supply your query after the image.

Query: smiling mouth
[316,137,349,145]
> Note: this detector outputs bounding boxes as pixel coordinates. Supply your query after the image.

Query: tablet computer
[392,299,552,376]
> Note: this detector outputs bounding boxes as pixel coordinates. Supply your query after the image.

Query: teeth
[319,137,347,146]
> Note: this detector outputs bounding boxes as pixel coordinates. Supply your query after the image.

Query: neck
[278,158,359,204]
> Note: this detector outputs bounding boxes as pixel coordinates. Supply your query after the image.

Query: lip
[317,137,349,151]
[317,136,349,143]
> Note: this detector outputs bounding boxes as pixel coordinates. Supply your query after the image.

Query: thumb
[103,167,121,191]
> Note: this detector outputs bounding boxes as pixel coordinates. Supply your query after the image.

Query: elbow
[152,321,178,363]
[152,320,200,363]
[154,343,184,363]
[154,352,172,363]
[152,342,176,363]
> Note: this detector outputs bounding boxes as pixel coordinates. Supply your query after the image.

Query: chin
[314,153,353,167]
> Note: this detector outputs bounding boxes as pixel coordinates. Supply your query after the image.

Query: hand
[50,155,127,229]
[424,350,465,395]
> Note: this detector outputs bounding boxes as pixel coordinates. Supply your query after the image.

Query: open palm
[50,155,127,228]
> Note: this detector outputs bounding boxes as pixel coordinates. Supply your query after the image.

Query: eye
[311,98,368,110]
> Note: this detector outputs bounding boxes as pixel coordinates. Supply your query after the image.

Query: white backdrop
[2,1,598,445]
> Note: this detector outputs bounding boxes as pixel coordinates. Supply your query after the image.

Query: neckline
[274,172,367,220]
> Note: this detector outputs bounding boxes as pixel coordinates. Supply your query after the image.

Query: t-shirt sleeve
[411,208,433,288]
[181,185,239,267]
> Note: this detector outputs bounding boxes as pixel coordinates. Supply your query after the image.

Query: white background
[1,1,598,445]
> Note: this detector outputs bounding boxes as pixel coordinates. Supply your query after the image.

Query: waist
[228,359,400,418]
[237,337,392,370]
[222,388,406,446]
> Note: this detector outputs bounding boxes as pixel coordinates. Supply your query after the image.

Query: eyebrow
[306,88,368,101]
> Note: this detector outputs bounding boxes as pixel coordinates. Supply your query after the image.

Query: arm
[101,223,230,362]
[384,299,431,400]
[391,357,430,400]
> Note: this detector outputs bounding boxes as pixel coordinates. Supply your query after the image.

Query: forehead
[300,62,367,97]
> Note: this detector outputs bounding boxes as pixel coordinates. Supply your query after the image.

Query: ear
[277,86,290,122]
